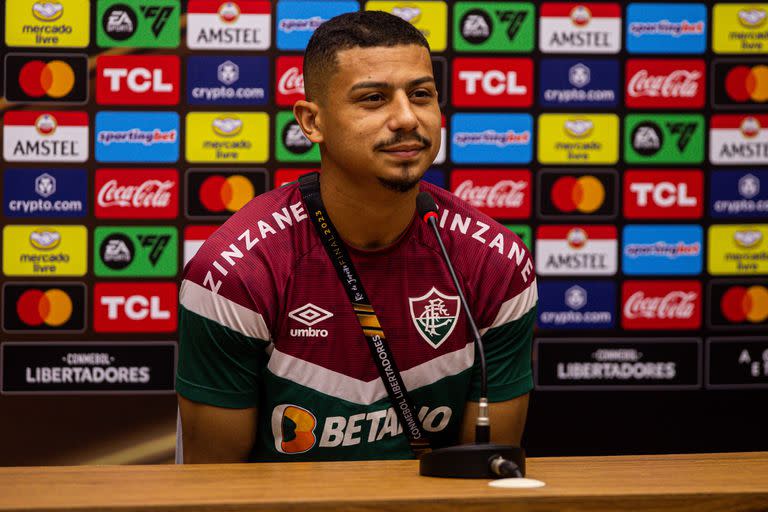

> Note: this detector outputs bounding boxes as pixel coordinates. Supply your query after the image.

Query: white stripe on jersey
[480,280,538,335]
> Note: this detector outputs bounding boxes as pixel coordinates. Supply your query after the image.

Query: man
[177,11,537,463]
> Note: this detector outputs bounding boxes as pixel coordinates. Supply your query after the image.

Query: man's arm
[459,393,529,445]
[178,395,258,463]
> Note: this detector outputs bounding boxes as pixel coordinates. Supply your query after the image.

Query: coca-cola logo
[453,179,528,208]
[278,67,304,96]
[627,70,701,98]
[623,291,697,319]
[97,179,174,209]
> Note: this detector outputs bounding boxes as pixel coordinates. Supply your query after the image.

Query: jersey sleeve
[468,235,537,402]
[176,234,275,409]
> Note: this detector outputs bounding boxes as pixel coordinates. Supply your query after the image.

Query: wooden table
[1,452,767,511]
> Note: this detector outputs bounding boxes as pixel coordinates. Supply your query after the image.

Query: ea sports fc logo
[271,404,317,454]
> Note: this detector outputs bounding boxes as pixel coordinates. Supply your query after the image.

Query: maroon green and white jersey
[176,181,537,461]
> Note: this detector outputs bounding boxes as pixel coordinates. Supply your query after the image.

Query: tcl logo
[625,59,705,109]
[621,280,701,330]
[95,169,178,219]
[96,55,180,105]
[450,169,531,219]
[93,282,177,332]
[276,56,305,107]
[624,170,703,219]
[452,58,533,107]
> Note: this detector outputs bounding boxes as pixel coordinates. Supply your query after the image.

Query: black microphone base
[419,443,525,479]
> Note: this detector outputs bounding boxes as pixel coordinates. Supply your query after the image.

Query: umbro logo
[289,303,332,338]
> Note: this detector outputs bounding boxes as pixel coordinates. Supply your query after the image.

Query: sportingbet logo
[95,168,178,219]
[95,111,179,163]
[288,303,333,338]
[622,225,703,275]
[276,1,357,50]
[623,170,703,219]
[452,58,533,107]
[96,55,179,105]
[625,59,705,109]
[275,56,304,106]
[450,170,531,219]
[93,282,177,332]
[625,3,707,54]
[622,280,701,330]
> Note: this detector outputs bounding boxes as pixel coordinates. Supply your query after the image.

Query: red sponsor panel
[95,55,180,105]
[625,59,705,109]
[450,169,531,219]
[622,280,701,330]
[95,169,179,219]
[276,56,305,106]
[93,282,177,333]
[540,3,622,17]
[710,114,767,132]
[623,170,703,219]
[274,169,318,188]
[188,0,271,14]
[3,110,88,127]
[452,58,533,108]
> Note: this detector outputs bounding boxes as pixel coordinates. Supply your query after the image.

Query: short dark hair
[303,11,430,102]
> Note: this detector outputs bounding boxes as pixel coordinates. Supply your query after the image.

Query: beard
[377,164,423,193]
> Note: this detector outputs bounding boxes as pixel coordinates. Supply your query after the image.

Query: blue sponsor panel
[537,281,616,329]
[276,1,359,50]
[539,59,619,108]
[3,169,87,218]
[422,168,447,189]
[710,170,768,219]
[626,3,707,54]
[95,112,179,163]
[450,113,533,164]
[187,56,270,106]
[622,225,703,275]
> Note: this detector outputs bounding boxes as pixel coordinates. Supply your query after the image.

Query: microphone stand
[417,193,525,479]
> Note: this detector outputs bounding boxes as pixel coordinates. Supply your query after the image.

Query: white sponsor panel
[710,116,768,164]
[3,113,89,162]
[187,2,271,50]
[539,5,621,54]
[536,226,617,275]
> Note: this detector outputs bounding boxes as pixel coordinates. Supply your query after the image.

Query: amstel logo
[32,2,64,22]
[741,116,761,137]
[272,404,317,454]
[721,285,768,323]
[567,227,588,249]
[218,2,240,23]
[570,5,591,27]
[35,114,57,136]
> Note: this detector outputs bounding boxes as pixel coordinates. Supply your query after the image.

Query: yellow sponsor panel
[365,1,448,51]
[538,114,619,165]
[713,3,768,54]
[3,225,87,276]
[708,224,768,275]
[6,0,90,48]
[186,112,269,163]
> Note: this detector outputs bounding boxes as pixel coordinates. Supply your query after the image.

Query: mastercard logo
[32,2,64,22]
[738,8,767,29]
[741,116,761,138]
[272,404,317,454]
[218,2,240,23]
[29,229,61,250]
[551,176,605,214]
[570,6,591,26]
[199,174,255,213]
[35,114,58,136]
[564,119,593,138]
[16,288,73,327]
[212,116,243,137]
[721,285,768,323]
[19,60,75,99]
[567,227,588,249]
[725,65,768,103]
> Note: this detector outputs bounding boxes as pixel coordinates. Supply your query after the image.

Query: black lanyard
[298,172,431,457]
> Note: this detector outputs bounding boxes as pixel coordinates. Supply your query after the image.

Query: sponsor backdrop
[1,0,767,465]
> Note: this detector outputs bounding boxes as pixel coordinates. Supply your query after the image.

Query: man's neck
[319,170,418,250]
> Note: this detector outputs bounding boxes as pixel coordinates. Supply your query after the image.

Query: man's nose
[387,90,419,132]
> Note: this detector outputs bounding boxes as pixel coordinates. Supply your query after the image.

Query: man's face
[315,44,441,192]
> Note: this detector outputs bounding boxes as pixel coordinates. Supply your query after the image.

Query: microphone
[415,191,525,479]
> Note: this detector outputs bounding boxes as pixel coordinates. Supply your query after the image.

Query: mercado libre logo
[712,4,768,54]
[96,0,180,47]
[2,225,87,277]
[2,282,86,333]
[453,2,535,52]
[538,169,617,219]
[708,224,768,275]
[185,168,269,219]
[6,0,90,48]
[538,114,619,165]
[4,53,88,103]
[709,280,768,329]
[95,111,179,163]
[365,1,448,52]
[186,112,269,163]
[712,60,768,109]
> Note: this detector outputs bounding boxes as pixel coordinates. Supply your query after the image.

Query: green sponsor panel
[94,226,178,277]
[505,224,532,249]
[624,114,704,165]
[453,2,535,52]
[275,111,320,163]
[96,0,180,48]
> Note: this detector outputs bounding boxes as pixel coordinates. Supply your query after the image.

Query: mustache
[373,132,432,151]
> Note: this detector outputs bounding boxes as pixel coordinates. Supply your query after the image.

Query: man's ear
[293,100,324,144]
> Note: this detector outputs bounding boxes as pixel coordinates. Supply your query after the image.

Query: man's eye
[362,94,385,102]
[411,89,434,100]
